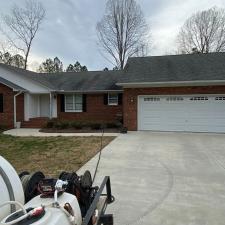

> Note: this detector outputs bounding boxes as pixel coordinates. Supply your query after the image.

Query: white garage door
[138,95,225,133]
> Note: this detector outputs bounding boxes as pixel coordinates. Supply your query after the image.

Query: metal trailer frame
[82,176,114,225]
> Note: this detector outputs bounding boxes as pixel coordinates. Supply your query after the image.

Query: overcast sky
[0,0,225,71]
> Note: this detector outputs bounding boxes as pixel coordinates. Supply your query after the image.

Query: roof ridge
[38,70,123,75]
[128,52,225,60]
[0,62,38,74]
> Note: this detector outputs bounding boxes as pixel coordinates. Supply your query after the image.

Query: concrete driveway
[79,131,225,225]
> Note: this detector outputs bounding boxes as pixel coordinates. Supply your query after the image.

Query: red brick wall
[57,94,123,122]
[0,83,14,128]
[123,86,225,131]
[0,83,24,128]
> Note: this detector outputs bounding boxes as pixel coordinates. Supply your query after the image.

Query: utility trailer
[82,176,113,225]
[0,156,114,225]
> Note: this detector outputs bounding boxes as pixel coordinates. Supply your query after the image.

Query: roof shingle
[119,52,225,84]
[0,63,123,91]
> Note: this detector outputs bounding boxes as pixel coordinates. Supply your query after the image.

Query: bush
[71,121,83,129]
[0,124,7,132]
[90,122,102,130]
[54,121,70,129]
[106,122,122,129]
[43,120,122,131]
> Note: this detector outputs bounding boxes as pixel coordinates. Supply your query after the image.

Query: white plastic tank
[0,156,25,221]
[24,193,82,225]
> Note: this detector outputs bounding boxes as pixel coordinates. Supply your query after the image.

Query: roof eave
[0,80,26,92]
[116,80,225,88]
[12,89,26,92]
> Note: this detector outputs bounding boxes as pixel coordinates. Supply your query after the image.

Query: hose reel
[19,171,45,203]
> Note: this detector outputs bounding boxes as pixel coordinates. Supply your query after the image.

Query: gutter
[56,90,123,93]
[14,91,23,128]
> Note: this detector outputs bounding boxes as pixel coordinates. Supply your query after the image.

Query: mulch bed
[40,128,120,133]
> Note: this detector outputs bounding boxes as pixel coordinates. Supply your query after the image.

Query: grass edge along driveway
[0,134,114,177]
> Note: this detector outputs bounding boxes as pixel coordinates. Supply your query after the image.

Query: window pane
[75,94,82,104]
[75,103,83,111]
[65,95,74,111]
[108,93,118,105]
[65,94,83,112]
[65,95,73,103]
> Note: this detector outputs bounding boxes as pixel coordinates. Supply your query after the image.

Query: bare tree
[97,0,149,69]
[1,0,45,69]
[177,7,225,54]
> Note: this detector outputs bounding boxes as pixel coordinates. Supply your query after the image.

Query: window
[190,96,208,101]
[144,97,160,102]
[166,97,183,101]
[0,94,3,113]
[215,96,225,101]
[108,93,118,105]
[65,94,83,112]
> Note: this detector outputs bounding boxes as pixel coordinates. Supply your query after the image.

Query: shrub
[54,121,70,129]
[106,122,122,128]
[90,122,102,130]
[71,121,83,129]
[43,120,122,131]
[0,124,7,132]
[80,122,91,128]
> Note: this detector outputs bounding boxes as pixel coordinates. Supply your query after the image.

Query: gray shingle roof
[1,52,225,91]
[119,52,225,84]
[0,76,26,91]
[36,70,123,92]
[0,63,123,91]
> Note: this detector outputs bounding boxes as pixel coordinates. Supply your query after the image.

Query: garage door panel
[138,95,225,133]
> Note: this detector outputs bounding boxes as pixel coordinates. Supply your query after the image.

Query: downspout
[14,91,23,128]
[49,92,52,119]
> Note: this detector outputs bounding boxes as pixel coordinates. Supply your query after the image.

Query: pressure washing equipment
[0,156,114,225]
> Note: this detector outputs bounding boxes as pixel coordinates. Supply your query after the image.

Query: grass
[0,134,114,177]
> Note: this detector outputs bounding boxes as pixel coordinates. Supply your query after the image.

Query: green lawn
[0,134,114,177]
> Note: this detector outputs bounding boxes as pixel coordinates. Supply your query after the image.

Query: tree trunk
[24,43,31,70]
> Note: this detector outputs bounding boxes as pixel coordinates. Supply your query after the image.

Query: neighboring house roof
[118,52,225,85]
[0,76,26,91]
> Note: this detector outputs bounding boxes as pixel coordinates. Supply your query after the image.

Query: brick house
[1,52,225,133]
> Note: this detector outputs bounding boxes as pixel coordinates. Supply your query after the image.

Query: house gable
[0,66,50,93]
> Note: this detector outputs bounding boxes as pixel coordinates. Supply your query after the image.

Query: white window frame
[108,93,118,106]
[65,94,83,112]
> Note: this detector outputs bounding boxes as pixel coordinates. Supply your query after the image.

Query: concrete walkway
[79,131,225,225]
[3,128,119,137]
